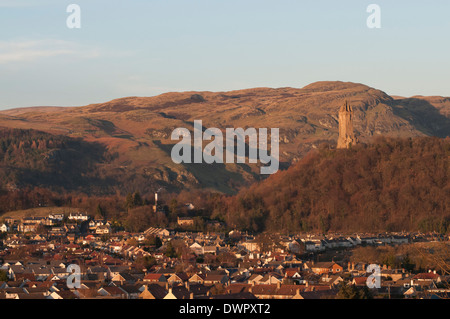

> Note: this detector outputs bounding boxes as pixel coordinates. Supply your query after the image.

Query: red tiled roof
[144,273,165,281]
[413,273,439,280]
[226,284,251,294]
[15,273,36,281]
[101,286,125,295]
[353,277,368,285]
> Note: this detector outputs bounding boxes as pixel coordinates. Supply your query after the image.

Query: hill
[0,128,118,194]
[215,137,450,233]
[0,81,449,195]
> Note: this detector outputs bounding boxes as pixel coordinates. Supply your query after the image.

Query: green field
[0,207,82,220]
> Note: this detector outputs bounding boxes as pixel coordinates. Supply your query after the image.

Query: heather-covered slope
[0,81,449,195]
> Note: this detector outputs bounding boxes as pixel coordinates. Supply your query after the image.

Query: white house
[302,239,325,252]
[48,214,64,222]
[189,242,203,255]
[241,241,260,252]
[287,240,303,254]
[89,220,104,230]
[68,213,89,221]
[95,225,111,235]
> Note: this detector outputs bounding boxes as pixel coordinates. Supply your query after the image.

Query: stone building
[337,100,358,149]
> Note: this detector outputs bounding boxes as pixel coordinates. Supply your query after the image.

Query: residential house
[97,286,127,298]
[189,242,203,255]
[177,217,194,227]
[241,241,260,252]
[305,262,344,275]
[111,272,137,285]
[189,274,206,284]
[249,283,304,299]
[95,225,111,235]
[302,240,326,252]
[286,240,303,254]
[68,213,89,222]
[119,285,141,299]
[139,284,168,299]
[143,273,167,283]
[167,273,189,284]
[258,273,284,285]
[321,274,344,286]
[163,286,191,299]
[203,273,229,285]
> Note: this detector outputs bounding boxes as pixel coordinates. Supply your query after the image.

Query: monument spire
[337,100,357,149]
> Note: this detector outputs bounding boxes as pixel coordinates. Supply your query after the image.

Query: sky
[1,0,450,109]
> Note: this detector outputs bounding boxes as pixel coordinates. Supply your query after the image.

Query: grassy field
[0,207,82,219]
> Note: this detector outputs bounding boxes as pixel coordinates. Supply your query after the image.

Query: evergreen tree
[337,283,359,299]
[96,204,106,219]
[125,192,134,210]
[359,286,373,299]
[165,241,177,258]
[133,191,143,207]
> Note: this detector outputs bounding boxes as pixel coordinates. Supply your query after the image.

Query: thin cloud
[0,39,101,64]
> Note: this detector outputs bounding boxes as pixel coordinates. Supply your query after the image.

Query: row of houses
[1,213,112,237]
[298,234,410,252]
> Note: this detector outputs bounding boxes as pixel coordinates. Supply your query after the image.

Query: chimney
[351,262,355,271]
[165,282,169,290]
[190,292,194,299]
[185,281,190,290]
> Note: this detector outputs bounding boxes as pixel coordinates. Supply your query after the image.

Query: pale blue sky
[1,0,450,109]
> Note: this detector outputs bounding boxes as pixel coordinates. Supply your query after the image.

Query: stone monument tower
[337,100,357,149]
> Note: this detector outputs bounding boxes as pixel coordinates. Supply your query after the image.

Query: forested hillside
[214,137,450,233]
[0,128,115,193]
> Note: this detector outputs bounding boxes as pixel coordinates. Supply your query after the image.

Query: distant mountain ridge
[0,81,449,195]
